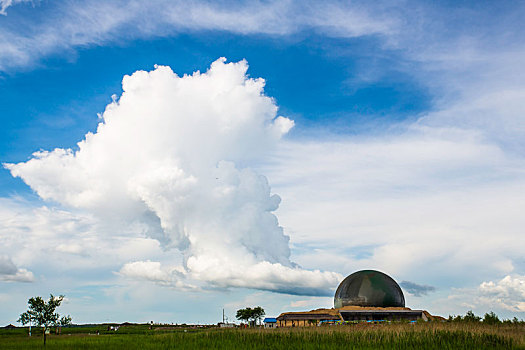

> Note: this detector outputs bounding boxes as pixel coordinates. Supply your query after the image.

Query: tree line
[448,310,524,325]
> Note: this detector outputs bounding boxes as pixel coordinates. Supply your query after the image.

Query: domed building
[334,270,405,308]
[276,270,437,327]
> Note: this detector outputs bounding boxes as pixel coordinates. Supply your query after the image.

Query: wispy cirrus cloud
[261,130,525,289]
[0,0,396,72]
[0,0,32,15]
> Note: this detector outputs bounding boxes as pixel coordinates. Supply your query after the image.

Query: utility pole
[222,309,225,323]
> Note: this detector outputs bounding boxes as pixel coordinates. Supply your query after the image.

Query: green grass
[1,323,524,349]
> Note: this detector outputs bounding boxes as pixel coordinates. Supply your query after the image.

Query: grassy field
[1,323,524,349]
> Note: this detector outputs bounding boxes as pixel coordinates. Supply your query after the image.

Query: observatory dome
[334,270,405,308]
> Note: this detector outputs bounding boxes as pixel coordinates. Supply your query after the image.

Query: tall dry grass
[0,322,523,349]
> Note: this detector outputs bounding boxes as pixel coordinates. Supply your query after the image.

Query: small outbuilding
[218,322,236,328]
[263,318,277,328]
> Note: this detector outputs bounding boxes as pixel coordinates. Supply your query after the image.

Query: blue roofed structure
[263,318,277,328]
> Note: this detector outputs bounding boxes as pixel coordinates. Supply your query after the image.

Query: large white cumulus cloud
[6,58,340,295]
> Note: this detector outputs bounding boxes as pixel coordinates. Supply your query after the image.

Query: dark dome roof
[334,270,405,308]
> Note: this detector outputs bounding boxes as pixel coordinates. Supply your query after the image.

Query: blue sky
[1,0,525,324]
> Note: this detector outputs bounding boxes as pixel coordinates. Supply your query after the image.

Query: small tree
[483,311,501,325]
[56,315,72,334]
[18,294,71,345]
[448,314,463,322]
[463,310,481,322]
